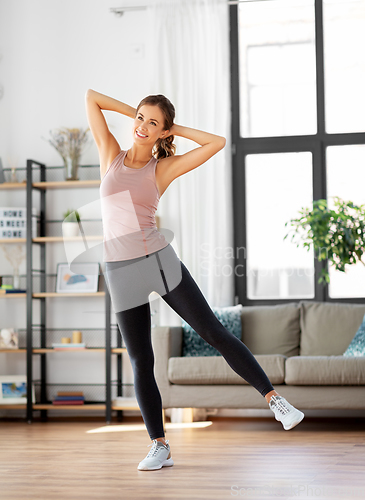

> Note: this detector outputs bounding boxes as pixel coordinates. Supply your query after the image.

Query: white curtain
[146,0,235,325]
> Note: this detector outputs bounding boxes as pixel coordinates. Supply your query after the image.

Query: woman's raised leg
[161,260,275,398]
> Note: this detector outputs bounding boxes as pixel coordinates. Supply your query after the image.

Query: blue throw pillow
[343,313,365,357]
[181,304,243,357]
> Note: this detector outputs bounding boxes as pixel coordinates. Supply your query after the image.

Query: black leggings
[104,244,275,440]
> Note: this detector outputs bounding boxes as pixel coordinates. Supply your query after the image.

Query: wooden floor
[0,415,364,500]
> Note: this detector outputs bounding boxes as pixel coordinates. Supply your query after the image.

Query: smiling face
[133,104,170,147]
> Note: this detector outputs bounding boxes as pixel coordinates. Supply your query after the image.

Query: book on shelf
[52,391,85,405]
[52,400,85,405]
[112,397,139,407]
[57,391,84,396]
[52,343,86,350]
[54,396,85,401]
[0,288,27,294]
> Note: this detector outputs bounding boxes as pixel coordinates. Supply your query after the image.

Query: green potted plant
[284,197,365,285]
[43,127,90,181]
[63,209,81,237]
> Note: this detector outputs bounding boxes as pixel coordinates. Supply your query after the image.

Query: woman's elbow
[85,89,96,100]
[218,137,226,149]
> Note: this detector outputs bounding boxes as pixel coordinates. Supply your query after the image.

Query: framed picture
[55,262,100,293]
[0,375,36,405]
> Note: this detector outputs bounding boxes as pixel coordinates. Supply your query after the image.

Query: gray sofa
[151,300,365,411]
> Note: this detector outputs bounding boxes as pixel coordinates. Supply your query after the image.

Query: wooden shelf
[0,179,101,191]
[0,349,27,353]
[0,348,128,354]
[33,292,105,297]
[0,293,27,299]
[1,237,103,244]
[0,404,28,409]
[0,292,105,298]
[33,404,106,410]
[33,180,100,189]
[0,182,26,190]
[1,404,139,411]
[33,236,103,242]
[0,238,27,243]
[112,405,140,410]
[33,348,106,353]
[33,348,127,353]
[0,180,102,190]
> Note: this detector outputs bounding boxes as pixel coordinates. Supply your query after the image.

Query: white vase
[13,267,20,289]
[63,222,80,237]
[64,156,80,181]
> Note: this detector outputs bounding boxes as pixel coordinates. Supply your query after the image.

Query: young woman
[85,89,305,471]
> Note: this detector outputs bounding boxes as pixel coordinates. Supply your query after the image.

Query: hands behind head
[164,123,177,139]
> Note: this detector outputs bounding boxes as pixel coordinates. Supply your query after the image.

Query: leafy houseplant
[284,197,365,285]
[44,127,90,181]
[63,209,81,237]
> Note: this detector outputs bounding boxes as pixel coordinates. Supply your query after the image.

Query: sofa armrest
[169,326,183,358]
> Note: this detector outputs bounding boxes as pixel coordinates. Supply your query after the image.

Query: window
[326,144,365,298]
[245,152,314,299]
[238,0,317,138]
[230,0,365,305]
[323,0,365,133]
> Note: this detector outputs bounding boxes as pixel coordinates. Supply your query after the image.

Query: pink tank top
[99,149,169,262]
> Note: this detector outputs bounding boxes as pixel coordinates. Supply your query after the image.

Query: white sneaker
[269,395,305,430]
[137,439,174,471]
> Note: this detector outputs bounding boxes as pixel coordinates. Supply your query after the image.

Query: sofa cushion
[181,304,243,357]
[240,302,300,357]
[344,313,365,357]
[285,355,365,385]
[299,301,365,356]
[168,354,286,384]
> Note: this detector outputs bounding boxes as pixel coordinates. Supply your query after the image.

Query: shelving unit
[0,161,140,423]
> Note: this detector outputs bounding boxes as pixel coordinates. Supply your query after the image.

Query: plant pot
[64,156,80,181]
[63,222,80,237]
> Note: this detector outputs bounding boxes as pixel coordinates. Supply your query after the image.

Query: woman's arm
[85,89,135,179]
[160,123,226,185]
[171,123,226,148]
[86,89,136,119]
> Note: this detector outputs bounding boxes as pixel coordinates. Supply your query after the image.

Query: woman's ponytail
[154,135,176,160]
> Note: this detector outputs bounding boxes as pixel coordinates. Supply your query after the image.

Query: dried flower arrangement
[0,243,26,289]
[43,127,90,180]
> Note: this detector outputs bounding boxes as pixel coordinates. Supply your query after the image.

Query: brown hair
[135,94,176,160]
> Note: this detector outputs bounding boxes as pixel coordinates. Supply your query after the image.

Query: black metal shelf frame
[25,159,125,424]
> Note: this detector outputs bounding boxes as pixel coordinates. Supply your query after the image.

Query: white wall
[0,0,156,165]
[0,0,159,418]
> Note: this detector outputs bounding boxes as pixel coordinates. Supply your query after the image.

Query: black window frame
[229,0,365,306]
